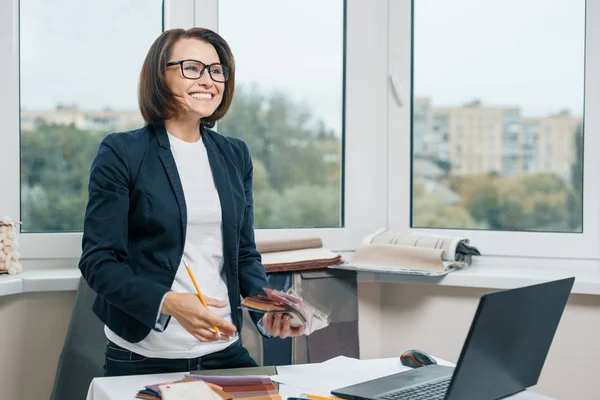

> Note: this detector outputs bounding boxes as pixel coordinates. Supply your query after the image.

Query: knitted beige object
[0,217,22,275]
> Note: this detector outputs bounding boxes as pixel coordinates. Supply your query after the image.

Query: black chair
[50,277,106,400]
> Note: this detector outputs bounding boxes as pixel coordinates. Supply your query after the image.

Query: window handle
[389,69,404,107]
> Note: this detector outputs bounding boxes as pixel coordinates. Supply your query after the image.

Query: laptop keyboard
[377,378,451,400]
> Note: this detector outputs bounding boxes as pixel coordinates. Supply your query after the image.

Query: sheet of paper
[272,356,456,394]
[277,384,332,399]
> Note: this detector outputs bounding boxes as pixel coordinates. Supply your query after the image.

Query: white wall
[358,282,600,400]
[0,292,75,400]
[1,281,598,400]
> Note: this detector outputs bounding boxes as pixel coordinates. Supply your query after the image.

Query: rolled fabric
[256,237,322,254]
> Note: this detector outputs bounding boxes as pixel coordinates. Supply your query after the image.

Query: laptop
[331,277,575,400]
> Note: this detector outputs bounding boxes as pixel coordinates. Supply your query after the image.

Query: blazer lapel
[153,123,187,240]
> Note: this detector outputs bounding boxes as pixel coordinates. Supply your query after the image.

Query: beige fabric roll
[255,237,323,254]
[352,243,446,272]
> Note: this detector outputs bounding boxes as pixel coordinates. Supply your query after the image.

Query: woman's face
[165,38,225,120]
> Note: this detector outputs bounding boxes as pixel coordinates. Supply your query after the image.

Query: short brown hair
[138,28,235,128]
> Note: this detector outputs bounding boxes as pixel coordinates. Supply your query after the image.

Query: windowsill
[0,268,81,296]
[351,255,600,295]
[0,256,599,297]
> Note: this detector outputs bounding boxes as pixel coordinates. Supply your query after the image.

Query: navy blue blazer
[79,122,270,343]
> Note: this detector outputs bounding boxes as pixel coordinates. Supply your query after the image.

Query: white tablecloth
[86,357,554,400]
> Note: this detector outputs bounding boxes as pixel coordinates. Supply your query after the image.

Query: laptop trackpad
[332,365,455,399]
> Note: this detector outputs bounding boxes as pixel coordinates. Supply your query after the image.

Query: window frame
[0,0,20,256]
[389,0,600,259]
[1,0,388,265]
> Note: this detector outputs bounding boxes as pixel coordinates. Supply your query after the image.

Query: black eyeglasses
[166,59,230,83]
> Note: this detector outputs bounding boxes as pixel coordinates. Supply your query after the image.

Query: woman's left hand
[262,313,306,339]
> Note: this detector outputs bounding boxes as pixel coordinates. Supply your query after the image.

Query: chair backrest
[49,276,106,400]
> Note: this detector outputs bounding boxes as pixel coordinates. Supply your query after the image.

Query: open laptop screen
[446,277,574,400]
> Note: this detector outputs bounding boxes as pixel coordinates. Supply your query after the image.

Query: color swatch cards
[241,288,330,335]
[136,374,281,400]
[188,375,280,399]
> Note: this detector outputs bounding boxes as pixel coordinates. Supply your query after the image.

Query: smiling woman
[138,29,235,137]
[78,27,305,377]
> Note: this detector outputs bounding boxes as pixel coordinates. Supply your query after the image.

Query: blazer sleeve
[237,141,271,327]
[78,134,171,330]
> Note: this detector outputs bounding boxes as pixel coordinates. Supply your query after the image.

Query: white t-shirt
[105,132,238,358]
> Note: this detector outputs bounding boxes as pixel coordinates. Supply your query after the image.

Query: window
[210,0,387,251]
[388,0,600,258]
[0,0,195,259]
[412,0,585,233]
[19,0,162,233]
[1,0,386,261]
[217,0,344,229]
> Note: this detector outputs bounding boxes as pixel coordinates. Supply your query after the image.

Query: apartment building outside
[537,111,581,181]
[415,98,580,182]
[21,101,581,183]
[21,105,145,133]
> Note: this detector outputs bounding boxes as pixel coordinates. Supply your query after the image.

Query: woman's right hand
[161,292,237,342]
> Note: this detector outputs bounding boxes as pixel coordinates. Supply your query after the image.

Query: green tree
[569,123,583,230]
[266,184,341,228]
[451,175,501,229]
[497,174,573,232]
[571,123,584,195]
[413,182,478,229]
[441,173,577,232]
[21,86,342,232]
[220,85,342,228]
[251,159,281,227]
[219,85,333,192]
[21,123,105,232]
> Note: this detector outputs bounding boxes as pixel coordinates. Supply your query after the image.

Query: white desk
[86,356,554,400]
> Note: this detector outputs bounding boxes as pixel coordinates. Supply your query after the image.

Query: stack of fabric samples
[241,288,329,335]
[255,237,343,273]
[135,374,281,400]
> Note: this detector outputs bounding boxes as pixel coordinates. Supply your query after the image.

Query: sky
[218,0,344,132]
[20,0,585,136]
[414,0,585,118]
[20,0,161,112]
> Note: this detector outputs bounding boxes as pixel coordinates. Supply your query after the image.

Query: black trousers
[104,339,258,377]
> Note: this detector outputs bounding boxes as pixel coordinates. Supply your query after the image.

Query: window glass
[218,0,345,228]
[412,0,585,233]
[20,0,162,232]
